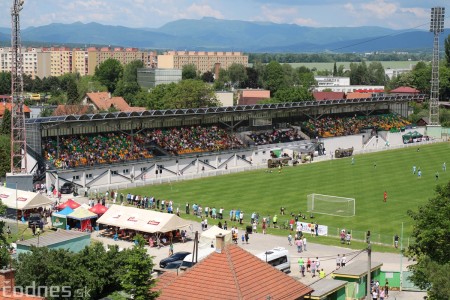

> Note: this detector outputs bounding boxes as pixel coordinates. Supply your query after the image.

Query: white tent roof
[96,204,192,234]
[199,225,232,249]
[0,187,53,210]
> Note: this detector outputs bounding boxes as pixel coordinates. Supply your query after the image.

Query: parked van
[256,247,291,273]
[180,247,215,268]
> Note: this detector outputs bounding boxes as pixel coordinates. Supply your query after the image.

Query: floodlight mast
[429,7,445,126]
[10,0,27,174]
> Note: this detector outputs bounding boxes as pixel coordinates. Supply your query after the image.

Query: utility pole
[366,241,372,300]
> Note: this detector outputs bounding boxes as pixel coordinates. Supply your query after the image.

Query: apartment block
[0,47,43,79]
[158,50,248,74]
[48,47,73,77]
[87,47,157,76]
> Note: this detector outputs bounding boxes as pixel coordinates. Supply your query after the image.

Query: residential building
[72,49,89,76]
[215,91,234,106]
[87,47,157,76]
[389,86,420,96]
[137,68,182,90]
[83,92,146,112]
[315,76,350,87]
[314,85,385,93]
[0,103,31,119]
[0,47,43,79]
[237,89,270,105]
[313,92,346,101]
[49,47,73,77]
[158,50,248,74]
[154,235,313,299]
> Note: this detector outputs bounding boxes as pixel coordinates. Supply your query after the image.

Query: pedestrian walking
[302,237,307,251]
[288,233,292,246]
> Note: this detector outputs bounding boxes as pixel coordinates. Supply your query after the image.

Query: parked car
[159,251,191,268]
[60,182,75,194]
[28,213,42,228]
[163,261,183,270]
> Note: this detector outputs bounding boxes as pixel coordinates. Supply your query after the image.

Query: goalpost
[307,194,355,217]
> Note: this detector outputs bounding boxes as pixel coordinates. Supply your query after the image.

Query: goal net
[307,194,355,217]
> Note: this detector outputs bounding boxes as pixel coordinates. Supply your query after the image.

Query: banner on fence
[296,221,328,236]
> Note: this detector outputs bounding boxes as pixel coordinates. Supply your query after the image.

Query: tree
[77,75,107,97]
[272,87,313,103]
[123,60,144,83]
[242,67,260,88]
[121,235,158,300]
[333,62,338,76]
[201,71,215,83]
[0,72,11,95]
[0,108,11,136]
[263,61,285,96]
[0,135,10,179]
[406,181,450,300]
[94,58,123,93]
[445,34,450,67]
[145,83,177,110]
[164,79,219,109]
[182,64,198,80]
[227,63,247,88]
[66,78,79,105]
[114,80,141,105]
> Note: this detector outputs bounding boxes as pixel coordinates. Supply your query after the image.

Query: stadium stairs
[291,125,311,140]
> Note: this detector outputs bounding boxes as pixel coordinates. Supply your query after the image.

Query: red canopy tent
[89,203,108,215]
[57,199,81,210]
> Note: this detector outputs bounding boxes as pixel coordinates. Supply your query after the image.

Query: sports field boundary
[106,139,441,192]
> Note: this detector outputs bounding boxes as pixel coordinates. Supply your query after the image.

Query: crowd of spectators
[249,128,303,145]
[43,132,153,169]
[43,125,245,169]
[302,114,410,138]
[143,125,245,155]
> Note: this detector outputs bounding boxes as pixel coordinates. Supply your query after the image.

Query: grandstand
[24,94,423,192]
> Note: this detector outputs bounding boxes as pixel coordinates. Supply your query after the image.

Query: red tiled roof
[53,105,91,116]
[389,86,420,94]
[154,244,313,300]
[346,92,372,99]
[313,92,345,101]
[0,103,31,117]
[86,92,146,112]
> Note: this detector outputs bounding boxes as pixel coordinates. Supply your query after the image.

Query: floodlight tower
[10,0,27,174]
[429,7,445,126]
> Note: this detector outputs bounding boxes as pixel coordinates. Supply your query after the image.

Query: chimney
[215,233,225,253]
[214,63,221,81]
[0,268,15,294]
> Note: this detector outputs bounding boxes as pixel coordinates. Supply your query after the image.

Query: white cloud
[260,4,299,24]
[186,3,224,19]
[399,7,428,19]
[361,0,398,19]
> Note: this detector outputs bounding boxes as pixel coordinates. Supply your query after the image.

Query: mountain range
[0,17,448,53]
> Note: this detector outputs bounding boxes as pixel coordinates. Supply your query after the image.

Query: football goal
[307,194,355,217]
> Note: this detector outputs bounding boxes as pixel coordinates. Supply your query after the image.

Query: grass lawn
[287,61,419,71]
[122,143,450,248]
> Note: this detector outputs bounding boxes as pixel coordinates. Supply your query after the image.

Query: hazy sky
[1,0,448,30]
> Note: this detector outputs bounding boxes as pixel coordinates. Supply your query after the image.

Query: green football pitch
[124,142,450,244]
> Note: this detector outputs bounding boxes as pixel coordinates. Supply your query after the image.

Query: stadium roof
[25,94,424,125]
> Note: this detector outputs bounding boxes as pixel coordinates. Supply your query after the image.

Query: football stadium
[24,92,450,244]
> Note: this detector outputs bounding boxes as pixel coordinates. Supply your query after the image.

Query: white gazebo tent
[0,186,53,210]
[199,225,232,249]
[96,205,192,234]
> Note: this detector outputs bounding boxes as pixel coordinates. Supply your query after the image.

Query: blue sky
[0,0,448,29]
